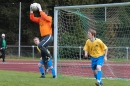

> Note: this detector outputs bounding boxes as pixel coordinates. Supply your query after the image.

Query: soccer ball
[31,3,38,11]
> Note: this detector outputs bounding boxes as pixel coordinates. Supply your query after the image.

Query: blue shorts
[91,56,104,70]
[39,59,53,67]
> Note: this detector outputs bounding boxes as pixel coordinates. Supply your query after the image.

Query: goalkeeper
[34,37,56,78]
[30,3,53,62]
[83,29,108,86]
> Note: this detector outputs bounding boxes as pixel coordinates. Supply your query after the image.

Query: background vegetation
[0,0,129,45]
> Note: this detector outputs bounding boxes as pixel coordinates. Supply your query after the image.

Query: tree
[0,0,129,45]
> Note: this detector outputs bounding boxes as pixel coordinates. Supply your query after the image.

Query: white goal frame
[53,2,130,78]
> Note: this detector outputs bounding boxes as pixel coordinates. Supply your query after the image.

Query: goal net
[54,2,130,79]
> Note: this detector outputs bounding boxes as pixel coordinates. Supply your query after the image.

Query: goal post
[54,9,58,77]
[54,2,130,79]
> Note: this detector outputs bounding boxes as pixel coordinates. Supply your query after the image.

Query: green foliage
[0,0,129,45]
[58,12,86,59]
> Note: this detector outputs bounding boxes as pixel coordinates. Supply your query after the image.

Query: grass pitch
[0,70,130,86]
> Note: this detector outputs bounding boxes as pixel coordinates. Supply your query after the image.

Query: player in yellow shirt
[36,46,50,75]
[34,37,55,78]
[83,29,108,86]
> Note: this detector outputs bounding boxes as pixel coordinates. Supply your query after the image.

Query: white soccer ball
[31,3,38,11]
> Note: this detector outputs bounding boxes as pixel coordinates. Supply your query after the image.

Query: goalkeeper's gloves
[37,3,42,12]
[30,4,33,13]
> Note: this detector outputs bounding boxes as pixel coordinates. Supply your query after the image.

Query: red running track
[0,60,39,73]
[0,60,130,78]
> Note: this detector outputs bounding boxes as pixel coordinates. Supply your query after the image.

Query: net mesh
[56,4,130,79]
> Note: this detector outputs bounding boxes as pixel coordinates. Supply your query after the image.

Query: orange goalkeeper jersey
[30,11,52,37]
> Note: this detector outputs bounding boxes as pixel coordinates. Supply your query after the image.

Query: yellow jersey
[83,38,107,58]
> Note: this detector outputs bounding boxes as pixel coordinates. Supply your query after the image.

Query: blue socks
[39,66,44,76]
[97,71,102,84]
[51,68,56,76]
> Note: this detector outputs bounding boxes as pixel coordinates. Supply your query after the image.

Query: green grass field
[0,70,130,86]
